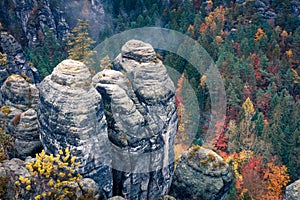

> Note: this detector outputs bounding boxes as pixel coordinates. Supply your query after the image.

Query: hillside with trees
[0,0,299,199]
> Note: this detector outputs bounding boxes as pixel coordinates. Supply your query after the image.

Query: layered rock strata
[0,74,41,158]
[93,40,177,199]
[38,59,112,198]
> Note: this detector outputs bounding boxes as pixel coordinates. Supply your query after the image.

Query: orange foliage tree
[254,28,267,41]
[203,6,227,35]
[262,163,290,200]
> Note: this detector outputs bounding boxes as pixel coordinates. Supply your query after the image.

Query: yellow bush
[16,147,83,199]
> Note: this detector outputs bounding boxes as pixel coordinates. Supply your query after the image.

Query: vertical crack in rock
[93,40,177,199]
[37,59,112,198]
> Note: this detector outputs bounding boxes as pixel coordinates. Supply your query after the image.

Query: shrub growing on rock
[15,147,83,200]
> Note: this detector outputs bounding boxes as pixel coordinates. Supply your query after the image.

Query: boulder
[94,40,177,199]
[75,178,100,199]
[170,146,233,200]
[38,59,112,198]
[284,180,300,200]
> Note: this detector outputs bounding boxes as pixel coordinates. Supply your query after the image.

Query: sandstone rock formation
[8,109,42,159]
[170,145,233,200]
[0,32,40,86]
[0,74,41,159]
[284,179,300,200]
[38,59,112,198]
[94,40,177,199]
[0,74,39,110]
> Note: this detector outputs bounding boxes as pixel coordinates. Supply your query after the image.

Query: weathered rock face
[38,59,112,198]
[0,74,41,159]
[0,74,39,110]
[0,32,40,86]
[0,0,70,47]
[93,40,177,199]
[284,179,300,200]
[8,109,42,159]
[170,146,233,200]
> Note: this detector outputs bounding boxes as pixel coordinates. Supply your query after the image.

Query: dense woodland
[1,0,300,199]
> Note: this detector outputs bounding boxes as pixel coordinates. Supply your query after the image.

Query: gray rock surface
[284,179,300,200]
[75,178,100,199]
[8,109,42,159]
[0,0,70,47]
[0,74,41,159]
[94,40,177,200]
[0,158,31,200]
[0,74,39,111]
[108,196,126,200]
[38,59,112,198]
[0,32,40,86]
[159,195,177,200]
[170,146,233,200]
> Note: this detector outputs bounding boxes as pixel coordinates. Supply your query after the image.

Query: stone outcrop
[170,145,233,200]
[0,74,41,159]
[8,109,42,159]
[93,40,177,199]
[0,32,40,86]
[38,59,112,198]
[284,179,300,200]
[0,74,39,110]
[0,0,70,47]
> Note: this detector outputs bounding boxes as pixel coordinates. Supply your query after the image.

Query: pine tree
[67,19,95,62]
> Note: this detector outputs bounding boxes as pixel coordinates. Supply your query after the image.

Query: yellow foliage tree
[16,147,83,200]
[67,19,96,62]
[0,52,7,69]
[242,97,255,115]
[204,6,227,35]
